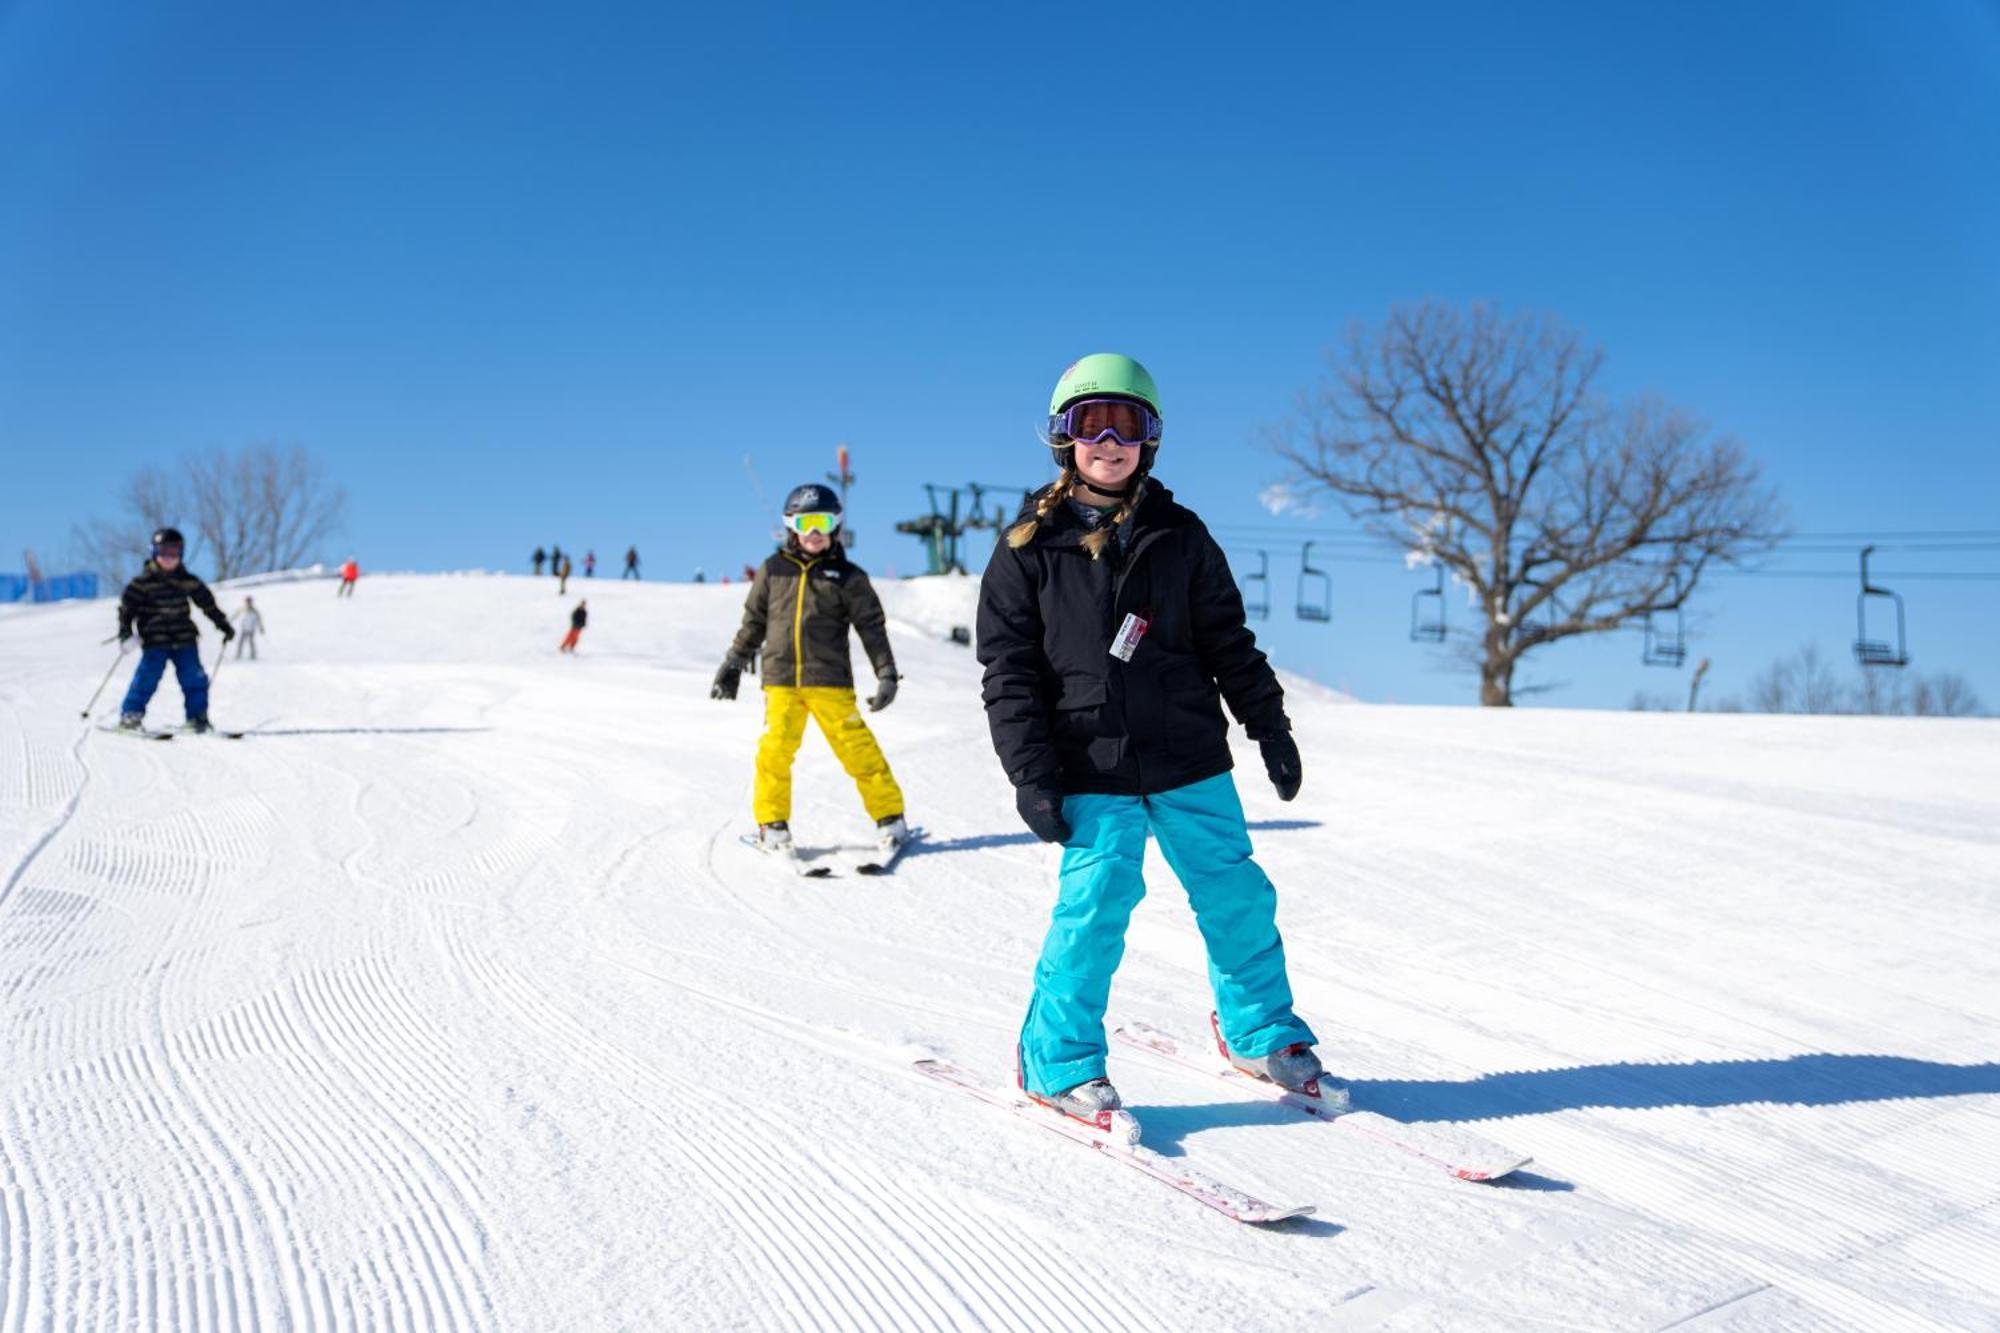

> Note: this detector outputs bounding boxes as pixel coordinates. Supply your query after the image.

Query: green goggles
[786,511,841,536]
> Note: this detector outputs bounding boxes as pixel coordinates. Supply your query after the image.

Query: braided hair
[1005,456,1150,560]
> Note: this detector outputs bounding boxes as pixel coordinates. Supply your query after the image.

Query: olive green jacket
[728,547,895,689]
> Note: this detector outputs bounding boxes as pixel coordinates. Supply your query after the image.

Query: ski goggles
[785,510,842,536]
[1049,397,1161,447]
[152,543,183,560]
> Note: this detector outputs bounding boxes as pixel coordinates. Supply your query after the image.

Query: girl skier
[713,484,909,855]
[976,353,1341,1124]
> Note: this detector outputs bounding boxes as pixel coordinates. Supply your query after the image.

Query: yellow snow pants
[754,686,904,826]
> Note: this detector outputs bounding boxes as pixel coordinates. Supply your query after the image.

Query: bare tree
[1270,302,1786,705]
[187,444,346,580]
[69,464,187,584]
[1749,643,1848,714]
[71,443,346,584]
[1912,672,1983,718]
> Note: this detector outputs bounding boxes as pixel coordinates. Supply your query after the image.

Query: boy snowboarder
[712,483,909,857]
[115,527,235,733]
[233,596,265,659]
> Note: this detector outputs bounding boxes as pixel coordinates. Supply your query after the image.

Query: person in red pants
[559,600,587,653]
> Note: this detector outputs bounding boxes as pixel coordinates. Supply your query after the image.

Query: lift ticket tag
[1109,613,1150,661]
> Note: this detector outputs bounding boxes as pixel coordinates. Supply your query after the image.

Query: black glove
[220,624,236,642]
[118,627,133,646]
[1260,733,1303,802]
[711,655,748,701]
[1015,782,1072,844]
[867,671,899,712]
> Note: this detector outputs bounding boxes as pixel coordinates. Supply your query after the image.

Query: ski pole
[210,639,229,686]
[80,642,131,718]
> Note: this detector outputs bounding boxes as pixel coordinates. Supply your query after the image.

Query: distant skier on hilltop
[114,527,234,735]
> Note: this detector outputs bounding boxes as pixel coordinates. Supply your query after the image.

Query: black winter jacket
[728,546,895,689]
[570,605,588,630]
[118,563,231,649]
[976,482,1289,796]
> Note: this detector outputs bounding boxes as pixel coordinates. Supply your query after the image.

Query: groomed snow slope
[2,572,1997,1332]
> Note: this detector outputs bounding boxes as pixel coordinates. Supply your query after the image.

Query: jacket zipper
[786,553,818,686]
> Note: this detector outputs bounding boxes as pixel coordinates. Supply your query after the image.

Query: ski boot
[755,821,794,853]
[184,715,214,735]
[116,712,146,732]
[1026,1076,1140,1146]
[1213,1014,1351,1113]
[874,814,910,852]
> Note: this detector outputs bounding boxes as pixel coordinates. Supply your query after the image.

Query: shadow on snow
[1354,1053,2000,1124]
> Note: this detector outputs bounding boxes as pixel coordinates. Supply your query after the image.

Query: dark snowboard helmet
[151,527,186,554]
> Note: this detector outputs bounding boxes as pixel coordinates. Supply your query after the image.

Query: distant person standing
[557,553,573,594]
[337,558,359,597]
[584,550,596,578]
[560,600,587,653]
[550,544,564,578]
[533,546,547,576]
[693,567,705,584]
[623,546,641,580]
[234,596,265,659]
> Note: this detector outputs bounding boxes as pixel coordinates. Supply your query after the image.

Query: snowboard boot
[1027,1077,1139,1144]
[184,716,214,735]
[117,712,146,731]
[755,821,794,853]
[874,814,910,851]
[1215,1015,1352,1112]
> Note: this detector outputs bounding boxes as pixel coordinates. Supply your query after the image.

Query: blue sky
[4,1,1996,707]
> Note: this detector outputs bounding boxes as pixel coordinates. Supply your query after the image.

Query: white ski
[913,1057,1314,1225]
[1114,1019,1533,1183]
[97,724,174,741]
[738,833,835,878]
[853,826,925,876]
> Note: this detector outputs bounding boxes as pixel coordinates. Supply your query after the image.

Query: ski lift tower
[828,444,856,548]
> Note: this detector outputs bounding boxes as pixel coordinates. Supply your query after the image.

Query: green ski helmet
[1046,353,1163,457]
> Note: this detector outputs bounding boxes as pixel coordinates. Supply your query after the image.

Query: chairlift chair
[1643,577,1687,667]
[1242,550,1271,621]
[1514,579,1560,645]
[1296,542,1331,622]
[1852,545,1909,667]
[1410,565,1446,643]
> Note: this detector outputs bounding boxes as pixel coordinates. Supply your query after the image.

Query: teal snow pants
[1018,771,1316,1097]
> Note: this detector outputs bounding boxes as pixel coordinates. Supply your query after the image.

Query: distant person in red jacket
[559,600,587,653]
[337,558,359,597]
